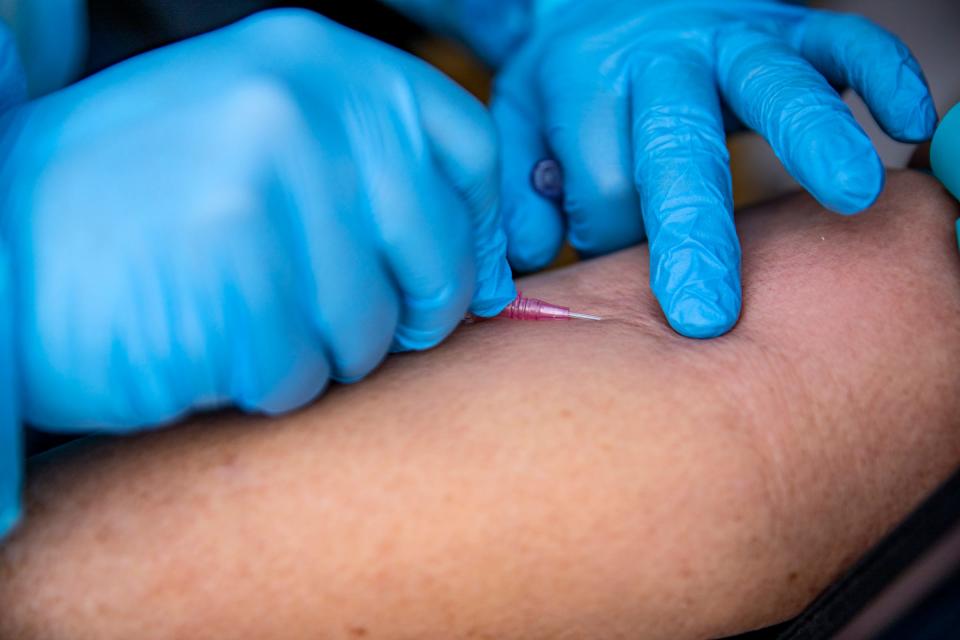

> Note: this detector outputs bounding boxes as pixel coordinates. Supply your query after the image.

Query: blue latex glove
[0,22,27,540]
[0,0,87,96]
[931,103,960,252]
[0,245,21,540]
[0,8,515,432]
[491,0,937,337]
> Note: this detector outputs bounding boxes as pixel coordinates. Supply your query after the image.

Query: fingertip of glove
[895,93,939,143]
[391,324,457,353]
[508,243,558,273]
[788,107,888,215]
[664,282,741,340]
[471,252,517,318]
[506,220,563,272]
[827,154,886,215]
[470,285,517,319]
[333,371,371,384]
[884,61,939,142]
[251,379,332,417]
[810,135,885,215]
[501,193,564,274]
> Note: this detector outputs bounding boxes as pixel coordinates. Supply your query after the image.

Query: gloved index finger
[630,52,741,338]
[0,248,22,539]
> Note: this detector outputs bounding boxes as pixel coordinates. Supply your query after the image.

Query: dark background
[85,0,425,74]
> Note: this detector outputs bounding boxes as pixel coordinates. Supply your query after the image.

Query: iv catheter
[494,292,602,322]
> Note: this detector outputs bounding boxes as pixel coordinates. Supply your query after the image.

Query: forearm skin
[1,172,959,639]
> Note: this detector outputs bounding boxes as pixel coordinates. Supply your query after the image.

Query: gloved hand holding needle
[0,11,516,433]
[389,0,938,337]
[0,9,520,535]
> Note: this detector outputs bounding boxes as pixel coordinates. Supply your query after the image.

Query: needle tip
[569,311,603,321]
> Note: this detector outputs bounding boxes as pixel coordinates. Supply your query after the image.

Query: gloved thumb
[0,247,22,540]
[411,61,517,317]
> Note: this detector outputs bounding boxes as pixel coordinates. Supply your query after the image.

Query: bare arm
[2,171,960,640]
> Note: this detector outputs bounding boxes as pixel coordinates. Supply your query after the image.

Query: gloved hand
[491,0,937,337]
[0,22,27,539]
[0,8,515,433]
[0,246,21,539]
[0,0,87,96]
[931,103,960,251]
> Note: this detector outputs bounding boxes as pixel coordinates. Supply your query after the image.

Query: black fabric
[85,0,423,74]
[878,569,960,640]
[777,467,960,639]
[725,622,794,640]
[727,467,960,640]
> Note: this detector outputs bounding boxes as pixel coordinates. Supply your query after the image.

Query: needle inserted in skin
[498,293,604,322]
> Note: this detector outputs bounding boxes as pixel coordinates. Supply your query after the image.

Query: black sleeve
[726,466,960,640]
